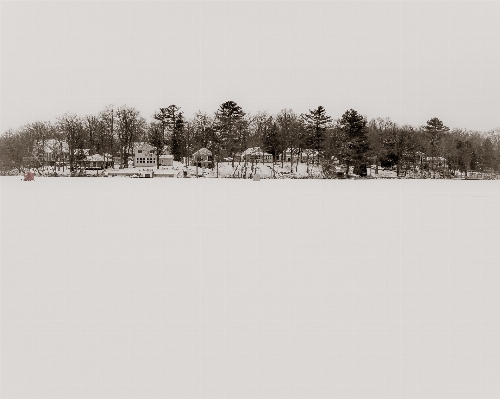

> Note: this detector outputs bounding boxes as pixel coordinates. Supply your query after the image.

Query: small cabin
[159,154,174,166]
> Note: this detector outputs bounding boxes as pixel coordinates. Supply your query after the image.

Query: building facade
[134,143,157,167]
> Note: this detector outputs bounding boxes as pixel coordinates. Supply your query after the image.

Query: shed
[159,154,174,166]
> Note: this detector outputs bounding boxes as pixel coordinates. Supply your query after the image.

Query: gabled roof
[193,148,212,156]
[86,154,104,162]
[242,147,271,156]
[132,141,146,149]
[134,142,155,152]
[241,147,261,156]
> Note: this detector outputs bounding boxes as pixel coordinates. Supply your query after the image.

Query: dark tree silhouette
[301,106,332,164]
[339,109,369,176]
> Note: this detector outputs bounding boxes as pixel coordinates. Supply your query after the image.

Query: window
[138,150,142,153]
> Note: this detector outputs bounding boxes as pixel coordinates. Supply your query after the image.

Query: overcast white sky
[1,1,499,133]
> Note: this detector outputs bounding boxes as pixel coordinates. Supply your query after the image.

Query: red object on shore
[23,172,35,181]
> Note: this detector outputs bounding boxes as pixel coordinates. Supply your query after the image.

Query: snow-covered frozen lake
[1,176,500,399]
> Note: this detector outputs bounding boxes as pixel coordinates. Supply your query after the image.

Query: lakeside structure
[7,140,499,180]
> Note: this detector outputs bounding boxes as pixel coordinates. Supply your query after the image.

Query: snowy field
[1,176,500,399]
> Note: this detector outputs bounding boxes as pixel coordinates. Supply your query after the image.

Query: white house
[133,143,156,167]
[241,147,272,163]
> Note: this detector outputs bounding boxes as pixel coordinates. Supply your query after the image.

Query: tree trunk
[69,149,74,175]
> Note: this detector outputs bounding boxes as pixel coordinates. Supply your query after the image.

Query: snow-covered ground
[200,161,324,179]
[1,177,500,398]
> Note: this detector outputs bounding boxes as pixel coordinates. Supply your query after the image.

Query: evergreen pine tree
[339,109,369,176]
[214,101,246,168]
[301,106,332,164]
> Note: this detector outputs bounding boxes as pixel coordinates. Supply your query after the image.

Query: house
[241,147,272,163]
[192,148,213,167]
[401,151,426,168]
[85,154,105,170]
[276,148,306,163]
[33,139,69,166]
[159,154,174,166]
[425,156,447,168]
[133,143,157,167]
[301,149,319,161]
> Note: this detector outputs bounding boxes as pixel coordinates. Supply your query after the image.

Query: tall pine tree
[214,101,247,168]
[161,105,185,161]
[422,117,449,174]
[339,109,369,176]
[301,106,332,164]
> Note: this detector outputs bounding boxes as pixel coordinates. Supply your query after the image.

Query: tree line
[1,101,499,177]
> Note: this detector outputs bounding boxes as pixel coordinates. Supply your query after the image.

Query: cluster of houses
[24,140,174,171]
[24,139,114,171]
[189,147,321,166]
[24,139,453,176]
